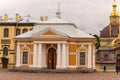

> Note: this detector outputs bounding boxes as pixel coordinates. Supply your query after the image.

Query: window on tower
[112,26,118,36]
[113,16,116,22]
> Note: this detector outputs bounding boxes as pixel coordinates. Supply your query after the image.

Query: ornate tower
[109,0,120,37]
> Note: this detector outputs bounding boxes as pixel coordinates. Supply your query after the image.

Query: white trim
[32,35,68,39]
[20,45,32,54]
[32,27,69,37]
[17,42,93,45]
[81,44,84,47]
[68,42,93,45]
[34,41,68,44]
[68,66,77,68]
[20,44,32,66]
[47,45,57,51]
[17,42,33,44]
[77,47,88,67]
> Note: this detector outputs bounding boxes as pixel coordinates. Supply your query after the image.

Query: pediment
[43,30,56,35]
[31,27,69,38]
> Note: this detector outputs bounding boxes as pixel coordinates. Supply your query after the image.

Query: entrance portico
[16,41,69,69]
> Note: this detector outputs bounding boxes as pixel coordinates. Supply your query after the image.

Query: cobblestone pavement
[0,72,119,80]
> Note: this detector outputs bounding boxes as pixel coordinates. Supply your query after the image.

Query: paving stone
[0,72,119,80]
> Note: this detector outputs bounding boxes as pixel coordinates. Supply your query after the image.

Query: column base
[56,65,61,69]
[61,66,67,69]
[87,66,92,68]
[16,64,20,67]
[30,65,37,68]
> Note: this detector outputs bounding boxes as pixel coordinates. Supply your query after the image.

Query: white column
[16,43,20,67]
[62,43,67,68]
[42,44,47,68]
[66,44,69,67]
[33,43,38,67]
[38,43,42,68]
[93,45,96,69]
[56,43,61,68]
[88,44,92,68]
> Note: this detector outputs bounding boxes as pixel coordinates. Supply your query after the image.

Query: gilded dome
[112,34,120,46]
[110,11,119,16]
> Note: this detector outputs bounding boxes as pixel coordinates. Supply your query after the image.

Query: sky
[0,0,119,35]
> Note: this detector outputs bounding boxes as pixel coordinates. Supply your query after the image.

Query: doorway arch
[47,47,57,69]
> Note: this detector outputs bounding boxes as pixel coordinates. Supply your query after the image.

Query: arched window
[3,47,8,56]
[16,28,21,36]
[22,51,28,64]
[4,28,9,37]
[22,28,28,33]
[79,52,86,65]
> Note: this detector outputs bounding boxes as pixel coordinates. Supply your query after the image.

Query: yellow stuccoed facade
[16,37,95,69]
[0,13,34,68]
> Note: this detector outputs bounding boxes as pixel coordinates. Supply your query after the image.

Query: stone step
[8,68,94,73]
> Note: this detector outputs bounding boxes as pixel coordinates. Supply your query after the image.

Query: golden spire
[113,0,117,8]
[110,0,119,16]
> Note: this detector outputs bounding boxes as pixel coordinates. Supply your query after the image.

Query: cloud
[0,0,118,35]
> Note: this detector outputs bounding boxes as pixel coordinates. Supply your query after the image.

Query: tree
[90,33,100,49]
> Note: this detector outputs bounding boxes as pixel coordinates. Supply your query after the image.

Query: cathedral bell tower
[109,0,120,37]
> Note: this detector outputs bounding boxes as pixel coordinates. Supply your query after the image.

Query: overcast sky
[0,0,119,35]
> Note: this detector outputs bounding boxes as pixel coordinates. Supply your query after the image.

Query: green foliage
[90,33,100,49]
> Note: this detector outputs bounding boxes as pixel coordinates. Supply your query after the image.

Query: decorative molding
[34,41,68,44]
[68,42,93,45]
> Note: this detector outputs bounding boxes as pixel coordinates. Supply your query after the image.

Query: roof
[15,18,94,39]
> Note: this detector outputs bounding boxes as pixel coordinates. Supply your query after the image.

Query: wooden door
[47,47,56,69]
